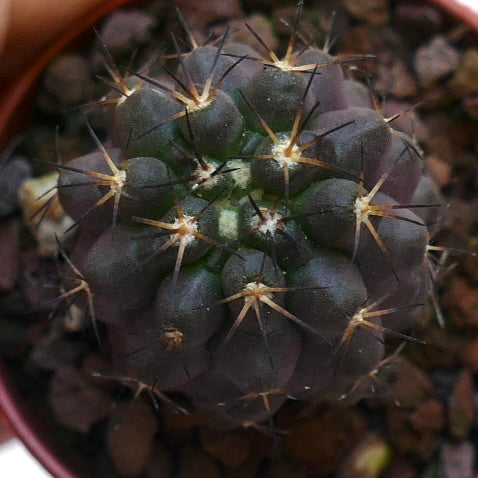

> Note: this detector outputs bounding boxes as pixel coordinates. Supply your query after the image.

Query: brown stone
[176,446,222,478]
[449,369,475,440]
[174,0,243,27]
[450,49,478,97]
[107,400,159,477]
[285,405,366,473]
[408,399,445,433]
[425,155,452,188]
[387,358,433,408]
[144,443,174,478]
[343,0,390,26]
[375,51,418,98]
[199,427,250,468]
[414,36,460,87]
[442,276,478,328]
[48,365,111,434]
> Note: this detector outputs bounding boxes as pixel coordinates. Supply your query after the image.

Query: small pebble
[442,277,478,328]
[38,54,93,113]
[176,446,222,478]
[414,36,460,87]
[376,51,418,98]
[98,10,156,56]
[48,365,111,434]
[285,405,366,473]
[199,427,250,468]
[343,0,390,26]
[425,155,451,188]
[409,399,445,433]
[394,2,443,45]
[449,369,475,440]
[0,156,32,217]
[107,400,159,478]
[450,49,478,98]
[218,14,278,53]
[144,443,174,478]
[17,173,75,256]
[174,0,243,27]
[387,358,433,408]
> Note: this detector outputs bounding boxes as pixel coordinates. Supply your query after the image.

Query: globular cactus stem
[42,2,445,430]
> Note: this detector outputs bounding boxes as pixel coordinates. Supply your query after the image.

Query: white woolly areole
[271,138,300,169]
[251,208,283,237]
[219,209,239,240]
[171,214,198,246]
[244,281,273,300]
[227,159,251,189]
[192,162,219,190]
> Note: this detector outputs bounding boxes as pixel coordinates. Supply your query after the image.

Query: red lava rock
[414,36,460,87]
[97,10,156,56]
[387,358,433,408]
[382,456,417,478]
[38,54,93,112]
[160,404,203,446]
[449,369,475,440]
[450,49,478,98]
[224,456,261,478]
[284,405,366,474]
[107,400,159,478]
[340,26,375,55]
[408,398,445,433]
[425,155,452,188]
[375,50,418,98]
[199,427,250,467]
[217,14,279,54]
[0,219,20,291]
[408,328,464,370]
[386,407,439,459]
[442,277,478,328]
[144,442,174,478]
[441,441,475,478]
[174,0,243,28]
[48,365,111,434]
[30,333,84,371]
[343,0,390,26]
[176,446,222,478]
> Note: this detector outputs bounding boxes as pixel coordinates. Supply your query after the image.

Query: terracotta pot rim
[0,0,477,477]
[428,0,478,32]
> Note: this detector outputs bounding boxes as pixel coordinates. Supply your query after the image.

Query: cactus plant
[41,2,444,433]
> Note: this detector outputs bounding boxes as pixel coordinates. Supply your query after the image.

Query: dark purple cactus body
[52,13,441,429]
